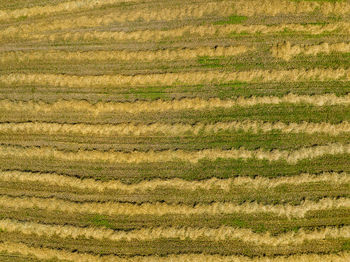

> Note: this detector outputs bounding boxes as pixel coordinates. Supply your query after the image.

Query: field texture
[1,0,350,261]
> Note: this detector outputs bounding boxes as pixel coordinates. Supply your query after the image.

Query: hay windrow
[272,41,350,61]
[0,170,348,193]
[0,143,350,164]
[2,94,349,115]
[1,218,349,245]
[1,241,349,262]
[1,195,349,219]
[1,120,350,136]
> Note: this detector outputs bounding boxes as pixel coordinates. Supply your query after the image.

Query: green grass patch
[89,214,114,229]
[342,240,350,251]
[214,15,248,25]
[229,31,250,37]
[128,86,168,100]
[253,224,267,233]
[197,56,224,68]
[231,219,247,227]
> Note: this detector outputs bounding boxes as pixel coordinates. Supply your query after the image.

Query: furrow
[0,46,252,63]
[1,120,350,136]
[0,219,349,245]
[1,195,349,219]
[0,170,349,193]
[272,41,350,61]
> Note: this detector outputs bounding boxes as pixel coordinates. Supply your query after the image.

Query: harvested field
[0,0,349,261]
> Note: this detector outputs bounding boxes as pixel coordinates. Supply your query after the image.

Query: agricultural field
[0,0,350,261]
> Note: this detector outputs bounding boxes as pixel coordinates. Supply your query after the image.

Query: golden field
[0,0,350,261]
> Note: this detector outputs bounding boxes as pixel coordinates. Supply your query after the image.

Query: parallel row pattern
[0,0,350,261]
